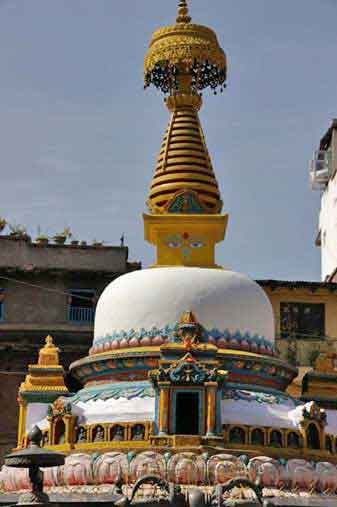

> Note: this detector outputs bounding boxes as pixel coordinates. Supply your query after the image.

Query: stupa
[2,1,337,502]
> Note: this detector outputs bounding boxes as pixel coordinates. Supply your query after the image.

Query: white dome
[92,267,275,355]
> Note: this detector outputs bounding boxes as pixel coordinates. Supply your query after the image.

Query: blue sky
[0,0,336,280]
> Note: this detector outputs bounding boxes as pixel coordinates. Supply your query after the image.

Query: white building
[310,119,337,281]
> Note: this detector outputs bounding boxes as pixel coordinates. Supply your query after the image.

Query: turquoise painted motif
[167,191,205,214]
[222,389,288,405]
[225,382,301,406]
[66,381,155,404]
[65,383,295,407]
[91,325,276,357]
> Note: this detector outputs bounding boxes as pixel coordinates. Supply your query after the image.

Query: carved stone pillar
[158,382,170,435]
[205,382,217,436]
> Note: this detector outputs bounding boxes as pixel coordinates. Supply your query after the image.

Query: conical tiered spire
[148,95,222,214]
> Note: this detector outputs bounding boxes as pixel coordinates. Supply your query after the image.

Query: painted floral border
[90,325,276,357]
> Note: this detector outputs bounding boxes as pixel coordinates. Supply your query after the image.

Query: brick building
[0,233,140,458]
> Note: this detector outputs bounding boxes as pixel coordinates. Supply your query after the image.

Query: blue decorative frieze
[90,325,276,357]
[66,381,155,404]
[222,389,290,406]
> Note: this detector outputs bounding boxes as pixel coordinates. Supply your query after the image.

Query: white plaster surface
[221,397,300,429]
[319,175,337,280]
[222,398,337,432]
[74,397,155,425]
[31,394,337,435]
[26,403,49,431]
[94,267,275,343]
[35,396,155,429]
[326,411,337,434]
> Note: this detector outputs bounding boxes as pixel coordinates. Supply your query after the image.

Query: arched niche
[251,428,265,446]
[110,425,125,442]
[76,425,87,443]
[93,425,105,442]
[287,431,300,449]
[54,419,66,445]
[269,429,282,448]
[229,426,246,445]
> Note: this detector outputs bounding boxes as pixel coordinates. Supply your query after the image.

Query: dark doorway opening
[175,392,200,435]
[54,419,66,445]
[307,423,321,450]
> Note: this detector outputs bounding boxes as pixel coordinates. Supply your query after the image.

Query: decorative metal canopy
[144,0,227,95]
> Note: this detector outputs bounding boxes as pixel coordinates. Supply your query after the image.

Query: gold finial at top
[38,335,60,366]
[176,0,191,24]
[45,335,55,348]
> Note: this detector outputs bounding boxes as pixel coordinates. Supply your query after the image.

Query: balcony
[68,306,95,324]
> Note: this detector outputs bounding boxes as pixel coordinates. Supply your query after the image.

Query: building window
[68,289,96,323]
[0,289,4,321]
[280,302,325,339]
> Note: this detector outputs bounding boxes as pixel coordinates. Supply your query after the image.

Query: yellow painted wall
[262,286,337,366]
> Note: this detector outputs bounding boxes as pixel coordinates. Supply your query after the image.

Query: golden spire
[148,94,222,214]
[176,0,191,24]
[143,2,228,268]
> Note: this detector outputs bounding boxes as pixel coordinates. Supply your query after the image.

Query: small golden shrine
[17,336,68,448]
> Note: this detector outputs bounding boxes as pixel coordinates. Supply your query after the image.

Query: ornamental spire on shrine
[176,0,192,24]
[143,1,228,268]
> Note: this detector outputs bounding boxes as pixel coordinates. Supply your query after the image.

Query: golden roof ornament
[144,0,227,96]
